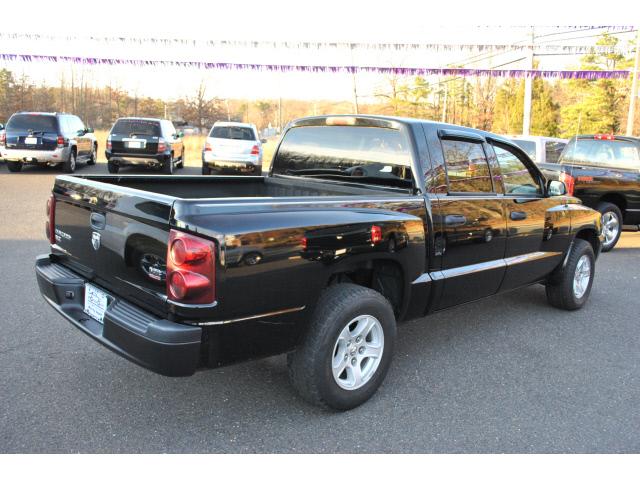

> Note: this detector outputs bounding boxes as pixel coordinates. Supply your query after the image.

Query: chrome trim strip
[441,258,506,279]
[411,273,433,284]
[192,306,306,326]
[504,251,562,266]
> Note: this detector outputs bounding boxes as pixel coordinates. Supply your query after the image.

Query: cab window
[441,139,493,193]
[493,144,542,195]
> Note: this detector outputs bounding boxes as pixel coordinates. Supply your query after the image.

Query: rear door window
[493,144,542,195]
[560,138,640,170]
[441,139,493,193]
[111,119,161,137]
[210,126,256,141]
[7,114,58,133]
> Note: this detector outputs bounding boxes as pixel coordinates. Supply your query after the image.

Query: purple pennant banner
[0,53,631,79]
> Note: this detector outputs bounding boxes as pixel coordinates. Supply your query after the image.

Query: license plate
[127,141,143,149]
[84,283,109,323]
[25,137,38,145]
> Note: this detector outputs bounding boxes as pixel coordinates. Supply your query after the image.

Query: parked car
[36,115,603,410]
[1,112,97,173]
[202,121,265,175]
[105,117,185,174]
[0,122,5,162]
[538,134,640,251]
[509,135,568,164]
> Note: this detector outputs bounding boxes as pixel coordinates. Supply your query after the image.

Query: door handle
[445,214,467,226]
[90,212,106,230]
[510,211,527,221]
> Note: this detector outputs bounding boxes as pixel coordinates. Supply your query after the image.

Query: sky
[0,1,637,102]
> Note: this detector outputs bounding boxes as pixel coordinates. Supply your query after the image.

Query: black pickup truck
[36,115,603,410]
[539,134,640,251]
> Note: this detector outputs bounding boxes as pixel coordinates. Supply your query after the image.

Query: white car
[201,122,265,175]
[509,135,568,164]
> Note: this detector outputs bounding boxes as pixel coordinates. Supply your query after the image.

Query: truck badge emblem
[91,232,101,251]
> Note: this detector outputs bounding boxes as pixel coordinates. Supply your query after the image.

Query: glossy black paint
[38,115,603,373]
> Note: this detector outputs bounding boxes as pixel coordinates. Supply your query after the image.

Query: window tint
[493,144,542,195]
[7,114,58,133]
[544,141,566,163]
[210,126,256,141]
[441,139,493,193]
[560,139,640,170]
[111,119,161,137]
[272,125,413,189]
[68,116,84,134]
[511,139,537,160]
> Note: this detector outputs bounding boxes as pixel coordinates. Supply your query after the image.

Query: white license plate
[127,141,143,149]
[25,137,38,145]
[84,284,109,323]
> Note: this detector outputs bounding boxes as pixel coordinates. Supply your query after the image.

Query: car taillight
[167,230,216,304]
[56,136,65,147]
[158,139,166,153]
[250,144,260,156]
[370,225,382,244]
[205,143,212,152]
[0,131,5,146]
[106,139,112,150]
[559,172,575,196]
[594,134,614,140]
[45,194,56,244]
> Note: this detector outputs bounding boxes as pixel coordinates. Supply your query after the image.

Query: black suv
[105,117,185,174]
[1,112,96,173]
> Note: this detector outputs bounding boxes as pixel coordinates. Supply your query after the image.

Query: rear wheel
[107,161,120,174]
[597,202,622,252]
[287,284,396,410]
[7,161,22,172]
[87,143,96,165]
[201,164,210,175]
[546,238,595,310]
[177,149,185,168]
[62,149,77,173]
[162,154,174,174]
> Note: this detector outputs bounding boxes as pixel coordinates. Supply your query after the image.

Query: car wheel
[87,144,96,165]
[287,283,396,410]
[597,202,622,252]
[545,238,595,310]
[107,161,120,174]
[7,161,22,172]
[201,164,210,175]
[162,154,174,174]
[62,149,77,173]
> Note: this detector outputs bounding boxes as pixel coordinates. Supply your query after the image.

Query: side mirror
[547,179,567,196]
[0,123,4,130]
[177,131,184,138]
[261,138,267,144]
[85,127,94,133]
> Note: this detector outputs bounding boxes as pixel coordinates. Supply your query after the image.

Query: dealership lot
[1,162,639,453]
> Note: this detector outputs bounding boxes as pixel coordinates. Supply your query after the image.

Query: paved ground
[1,160,639,453]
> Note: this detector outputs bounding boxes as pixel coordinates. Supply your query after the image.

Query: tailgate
[51,175,175,316]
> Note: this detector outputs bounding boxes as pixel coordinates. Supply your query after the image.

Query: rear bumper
[3,147,67,163]
[106,151,171,165]
[35,254,202,377]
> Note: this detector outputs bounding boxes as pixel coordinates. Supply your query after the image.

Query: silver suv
[1,112,97,173]
[201,121,265,175]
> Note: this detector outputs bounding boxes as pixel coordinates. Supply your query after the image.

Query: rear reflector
[559,172,575,196]
[167,230,216,304]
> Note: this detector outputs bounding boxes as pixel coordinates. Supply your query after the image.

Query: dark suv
[1,112,97,173]
[105,117,185,174]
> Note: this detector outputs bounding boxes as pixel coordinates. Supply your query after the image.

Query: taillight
[0,131,5,146]
[56,136,65,147]
[594,134,614,140]
[158,139,166,153]
[166,230,216,304]
[371,225,382,244]
[250,144,260,156]
[204,143,212,152]
[559,172,575,196]
[106,139,112,150]
[45,194,56,244]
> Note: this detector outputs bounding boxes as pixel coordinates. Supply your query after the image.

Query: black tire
[253,166,262,176]
[162,154,174,174]
[545,238,595,310]
[201,164,210,175]
[7,162,22,172]
[62,149,77,173]
[287,283,396,410]
[107,161,120,174]
[177,149,185,168]
[597,202,622,252]
[87,143,96,165]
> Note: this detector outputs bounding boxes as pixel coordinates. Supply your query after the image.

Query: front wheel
[597,202,622,252]
[287,283,396,410]
[7,161,23,172]
[545,238,595,310]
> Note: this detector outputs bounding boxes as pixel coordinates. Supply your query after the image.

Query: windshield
[210,126,256,141]
[111,119,161,136]
[512,139,537,161]
[272,125,413,190]
[7,114,58,133]
[560,139,640,170]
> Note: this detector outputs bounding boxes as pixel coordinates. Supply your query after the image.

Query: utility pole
[350,45,359,114]
[626,29,640,136]
[441,81,448,123]
[522,27,535,136]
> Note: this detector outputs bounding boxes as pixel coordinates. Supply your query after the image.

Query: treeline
[0,34,637,137]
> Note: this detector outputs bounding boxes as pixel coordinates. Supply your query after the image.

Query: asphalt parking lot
[1,160,639,453]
